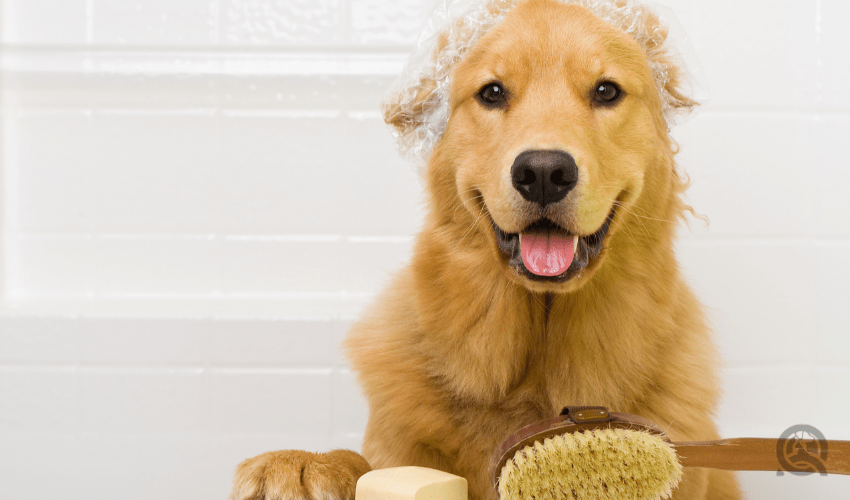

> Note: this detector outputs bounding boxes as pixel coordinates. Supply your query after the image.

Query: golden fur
[231,1,742,499]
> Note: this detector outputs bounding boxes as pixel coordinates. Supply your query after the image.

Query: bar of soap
[355,466,468,500]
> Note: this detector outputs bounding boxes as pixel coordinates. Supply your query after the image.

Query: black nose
[511,150,578,206]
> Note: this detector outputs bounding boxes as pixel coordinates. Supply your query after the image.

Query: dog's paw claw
[230,449,371,500]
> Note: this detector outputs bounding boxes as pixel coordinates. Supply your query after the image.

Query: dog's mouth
[491,207,615,282]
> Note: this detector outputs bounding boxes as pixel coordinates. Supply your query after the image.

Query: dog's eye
[477,83,508,107]
[593,81,622,105]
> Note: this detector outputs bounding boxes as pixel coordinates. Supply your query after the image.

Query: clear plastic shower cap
[381,0,709,170]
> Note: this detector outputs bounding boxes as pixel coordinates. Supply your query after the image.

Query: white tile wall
[223,0,344,45]
[206,368,334,433]
[1,0,849,499]
[79,369,204,433]
[92,0,219,45]
[350,0,424,44]
[0,366,79,432]
[0,317,77,363]
[2,0,88,44]
[692,0,819,111]
[9,110,95,232]
[77,318,204,364]
[812,116,850,236]
[204,319,336,365]
[819,2,850,112]
[676,240,817,366]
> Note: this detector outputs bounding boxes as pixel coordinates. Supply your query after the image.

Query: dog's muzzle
[491,207,615,282]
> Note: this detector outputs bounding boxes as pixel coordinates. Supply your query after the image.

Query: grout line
[0,47,410,77]
[0,292,367,298]
[0,43,414,54]
[0,14,5,307]
[86,0,94,44]
[5,107,392,117]
[0,364,204,373]
[698,109,850,118]
[223,234,342,242]
[5,105,849,120]
[2,362,846,375]
[347,235,414,243]
[8,232,417,241]
[8,105,850,119]
[4,108,383,117]
[346,110,383,120]
[0,363,336,374]
[0,314,346,322]
[200,291,211,433]
[340,0,353,45]
[8,232,850,246]
[677,237,850,245]
[0,365,78,373]
[93,108,218,117]
[207,367,334,375]
[214,0,222,45]
[723,363,850,372]
[219,109,342,118]
[815,0,823,108]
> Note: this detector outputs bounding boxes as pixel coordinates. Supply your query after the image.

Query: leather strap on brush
[675,438,850,475]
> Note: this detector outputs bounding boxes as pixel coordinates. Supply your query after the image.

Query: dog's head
[385,0,697,293]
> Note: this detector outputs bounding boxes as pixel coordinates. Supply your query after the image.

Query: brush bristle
[497,428,683,500]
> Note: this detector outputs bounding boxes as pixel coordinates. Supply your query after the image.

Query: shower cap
[382,0,709,169]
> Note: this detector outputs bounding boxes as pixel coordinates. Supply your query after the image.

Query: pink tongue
[520,232,576,276]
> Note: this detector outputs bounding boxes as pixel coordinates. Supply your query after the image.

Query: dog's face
[390,0,685,294]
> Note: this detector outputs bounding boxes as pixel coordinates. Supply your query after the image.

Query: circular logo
[776,424,828,476]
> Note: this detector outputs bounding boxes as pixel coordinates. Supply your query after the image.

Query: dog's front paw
[230,449,371,500]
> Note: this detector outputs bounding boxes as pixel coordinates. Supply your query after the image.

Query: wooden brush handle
[675,438,850,475]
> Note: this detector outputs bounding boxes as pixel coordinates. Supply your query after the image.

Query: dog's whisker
[455,205,489,250]
[450,195,491,255]
[595,187,676,225]
[596,185,677,221]
[451,188,486,219]
[453,195,485,220]
[613,202,657,245]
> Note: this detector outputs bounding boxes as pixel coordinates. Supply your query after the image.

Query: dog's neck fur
[408,144,694,414]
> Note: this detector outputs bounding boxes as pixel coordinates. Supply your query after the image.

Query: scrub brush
[489,406,850,500]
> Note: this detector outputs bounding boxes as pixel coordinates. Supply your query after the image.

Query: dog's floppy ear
[381,27,452,138]
[382,74,439,136]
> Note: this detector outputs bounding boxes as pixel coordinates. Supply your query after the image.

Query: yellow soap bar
[355,466,468,500]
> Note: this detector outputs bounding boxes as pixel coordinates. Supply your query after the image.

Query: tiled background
[1,0,849,498]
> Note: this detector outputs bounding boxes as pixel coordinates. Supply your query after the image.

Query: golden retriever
[231,0,742,498]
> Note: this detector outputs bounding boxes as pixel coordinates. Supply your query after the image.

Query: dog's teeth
[573,236,578,252]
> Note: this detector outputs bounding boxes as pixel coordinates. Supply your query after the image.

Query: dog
[230,0,743,498]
